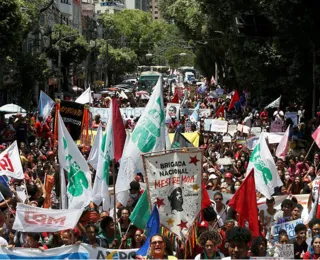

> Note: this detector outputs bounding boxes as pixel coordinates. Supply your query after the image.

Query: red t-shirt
[34,121,43,137]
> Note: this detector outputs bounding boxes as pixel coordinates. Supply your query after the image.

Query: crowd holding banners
[0,74,320,259]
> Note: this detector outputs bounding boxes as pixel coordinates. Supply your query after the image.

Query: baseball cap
[225,172,233,179]
[198,221,209,228]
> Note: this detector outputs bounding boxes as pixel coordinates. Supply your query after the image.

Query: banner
[144,150,202,238]
[271,218,304,242]
[0,244,138,259]
[165,103,180,123]
[237,124,250,134]
[204,119,213,131]
[0,141,23,179]
[60,101,84,140]
[13,203,83,232]
[90,107,145,123]
[270,120,283,133]
[210,119,228,133]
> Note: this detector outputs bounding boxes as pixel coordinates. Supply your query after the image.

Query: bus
[151,66,170,74]
[137,66,151,75]
[178,66,197,82]
[138,71,162,93]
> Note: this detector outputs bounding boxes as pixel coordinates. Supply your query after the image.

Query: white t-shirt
[0,236,8,246]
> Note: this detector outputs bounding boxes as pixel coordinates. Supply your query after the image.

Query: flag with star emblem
[246,133,283,199]
[143,150,202,238]
[92,100,114,211]
[172,131,194,149]
[58,113,92,209]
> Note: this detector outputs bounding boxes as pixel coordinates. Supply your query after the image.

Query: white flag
[39,91,55,123]
[276,126,290,160]
[116,76,166,206]
[0,141,23,179]
[87,124,103,171]
[265,96,281,109]
[246,133,283,199]
[92,102,113,211]
[75,87,92,104]
[13,203,83,232]
[58,113,93,209]
[119,91,128,100]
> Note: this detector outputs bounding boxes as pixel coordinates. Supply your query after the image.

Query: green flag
[129,191,150,229]
[172,131,194,149]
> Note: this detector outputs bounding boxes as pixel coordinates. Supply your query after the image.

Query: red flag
[215,105,225,117]
[228,90,240,111]
[112,98,126,162]
[312,126,320,148]
[171,92,179,103]
[228,169,260,237]
[202,182,211,209]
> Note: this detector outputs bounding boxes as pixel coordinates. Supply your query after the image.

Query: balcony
[58,0,72,16]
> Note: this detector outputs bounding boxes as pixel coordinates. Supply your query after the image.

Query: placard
[271,218,304,241]
[211,119,228,133]
[251,127,262,136]
[237,124,250,134]
[204,119,213,131]
[165,103,180,123]
[278,244,294,259]
[285,112,298,126]
[223,136,232,143]
[228,124,237,136]
[271,120,283,133]
[144,150,202,238]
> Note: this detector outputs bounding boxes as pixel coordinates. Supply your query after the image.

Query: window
[61,0,71,4]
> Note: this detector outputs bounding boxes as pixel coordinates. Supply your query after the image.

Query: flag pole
[305,141,315,161]
[112,159,117,237]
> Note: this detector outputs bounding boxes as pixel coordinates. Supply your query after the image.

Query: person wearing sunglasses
[213,192,227,226]
[147,234,177,259]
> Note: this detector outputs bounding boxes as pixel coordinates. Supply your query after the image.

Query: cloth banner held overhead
[13,203,83,232]
[59,101,85,140]
[0,243,138,259]
[0,141,23,179]
[143,150,203,238]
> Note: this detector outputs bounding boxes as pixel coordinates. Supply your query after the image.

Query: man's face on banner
[169,106,176,118]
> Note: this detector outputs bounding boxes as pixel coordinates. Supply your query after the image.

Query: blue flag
[136,205,160,256]
[38,91,55,123]
[190,102,200,122]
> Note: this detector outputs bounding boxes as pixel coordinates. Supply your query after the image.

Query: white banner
[210,119,228,133]
[0,244,138,259]
[237,124,250,134]
[90,107,145,123]
[165,103,180,123]
[144,150,202,238]
[13,203,83,232]
[0,141,23,179]
[227,124,237,136]
[271,218,304,242]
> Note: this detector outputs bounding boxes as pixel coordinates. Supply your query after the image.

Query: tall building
[151,0,160,20]
[94,0,125,15]
[125,0,150,12]
[82,0,95,17]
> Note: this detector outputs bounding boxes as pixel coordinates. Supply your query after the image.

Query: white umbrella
[0,104,26,113]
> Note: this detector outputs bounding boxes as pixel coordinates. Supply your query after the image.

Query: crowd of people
[0,81,319,259]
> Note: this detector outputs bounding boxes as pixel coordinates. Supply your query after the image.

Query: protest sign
[271,218,304,241]
[211,119,228,133]
[90,107,145,123]
[13,203,83,232]
[0,244,138,259]
[237,124,250,134]
[60,101,84,140]
[204,119,213,131]
[250,127,262,136]
[271,120,284,132]
[278,244,294,259]
[228,124,237,136]
[0,141,23,179]
[165,103,180,123]
[216,88,224,96]
[285,112,298,126]
[223,135,232,143]
[144,150,202,238]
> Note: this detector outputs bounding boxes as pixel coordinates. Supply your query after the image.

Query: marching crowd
[0,82,319,259]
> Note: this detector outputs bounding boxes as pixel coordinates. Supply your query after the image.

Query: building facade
[125,0,150,12]
[151,0,160,20]
[94,0,125,15]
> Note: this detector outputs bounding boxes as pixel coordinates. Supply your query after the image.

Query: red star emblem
[189,156,199,166]
[154,198,165,208]
[177,220,188,230]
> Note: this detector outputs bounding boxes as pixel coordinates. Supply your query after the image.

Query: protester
[195,231,224,259]
[226,227,252,259]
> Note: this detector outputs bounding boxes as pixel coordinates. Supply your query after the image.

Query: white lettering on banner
[272,218,304,242]
[144,151,202,238]
[278,244,294,259]
[211,119,228,133]
[13,203,83,232]
[0,244,138,259]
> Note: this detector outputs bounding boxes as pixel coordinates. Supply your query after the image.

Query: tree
[47,24,89,91]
